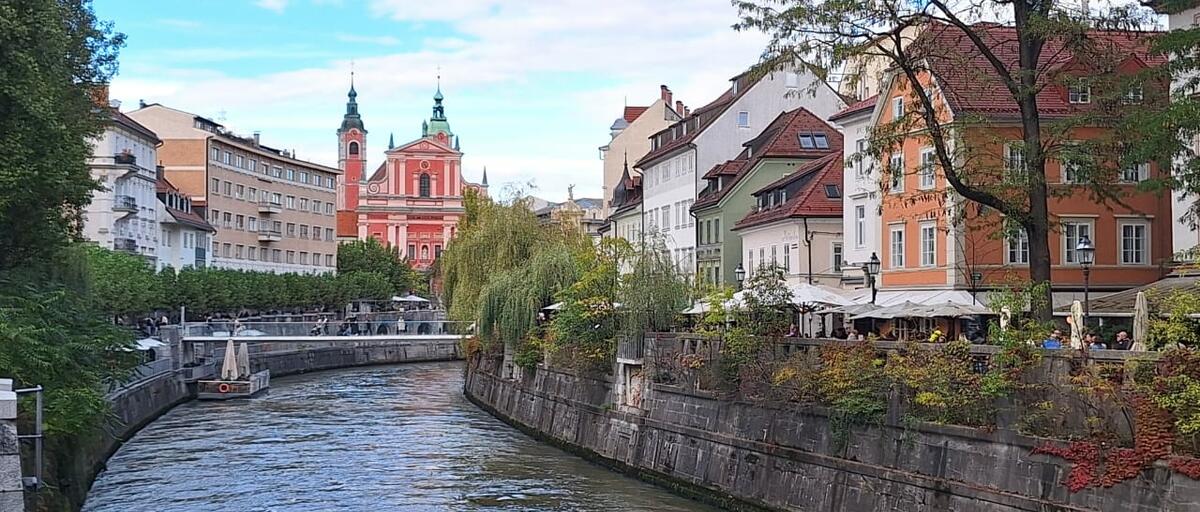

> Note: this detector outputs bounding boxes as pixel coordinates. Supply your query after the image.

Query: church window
[419,173,431,197]
[421,245,430,259]
[348,141,359,156]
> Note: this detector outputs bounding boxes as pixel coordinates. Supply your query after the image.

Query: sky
[94,0,770,203]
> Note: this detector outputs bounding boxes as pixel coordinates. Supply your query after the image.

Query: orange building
[870,23,1172,306]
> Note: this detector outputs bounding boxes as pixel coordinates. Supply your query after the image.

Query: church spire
[388,132,394,150]
[424,71,453,139]
[339,69,365,133]
[482,166,488,187]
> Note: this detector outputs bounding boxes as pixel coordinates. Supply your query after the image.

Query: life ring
[217,383,232,393]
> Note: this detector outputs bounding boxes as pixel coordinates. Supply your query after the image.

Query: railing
[113,195,137,211]
[106,358,173,397]
[616,337,645,362]
[182,319,474,338]
[114,237,138,252]
[257,228,282,242]
[257,200,282,214]
[114,152,136,165]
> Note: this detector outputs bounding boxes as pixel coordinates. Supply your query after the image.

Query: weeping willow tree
[439,189,591,347]
[618,236,691,339]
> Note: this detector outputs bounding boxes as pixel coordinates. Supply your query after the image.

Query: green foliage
[0,0,125,270]
[1149,349,1200,450]
[885,340,996,426]
[1148,286,1200,350]
[549,239,624,366]
[82,245,161,318]
[740,264,792,336]
[617,237,689,339]
[337,237,422,295]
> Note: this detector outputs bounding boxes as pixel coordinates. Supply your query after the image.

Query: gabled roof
[914,22,1165,120]
[635,88,735,168]
[692,108,842,210]
[828,94,879,122]
[701,158,748,180]
[623,106,649,123]
[109,109,161,143]
[733,153,844,230]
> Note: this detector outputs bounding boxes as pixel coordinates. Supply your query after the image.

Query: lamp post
[863,252,881,304]
[1076,235,1095,327]
[734,263,746,291]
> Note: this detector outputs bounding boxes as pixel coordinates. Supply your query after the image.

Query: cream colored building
[128,104,340,274]
[599,85,683,216]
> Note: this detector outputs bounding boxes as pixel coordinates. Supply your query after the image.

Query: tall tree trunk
[1015,0,1055,321]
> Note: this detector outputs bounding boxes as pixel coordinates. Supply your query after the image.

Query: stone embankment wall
[1,380,24,512]
[464,356,1200,512]
[38,336,462,512]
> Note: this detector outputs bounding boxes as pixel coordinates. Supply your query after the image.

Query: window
[272,166,282,178]
[235,215,245,230]
[919,149,936,189]
[327,177,335,188]
[210,178,220,193]
[210,147,219,161]
[300,252,308,265]
[312,200,321,213]
[889,154,904,192]
[1061,143,1086,184]
[714,219,720,242]
[271,249,281,263]
[248,217,258,232]
[920,222,936,267]
[286,251,295,264]
[1122,163,1149,183]
[311,174,321,186]
[759,248,765,269]
[325,203,334,215]
[299,225,309,239]
[407,244,415,260]
[222,212,232,228]
[222,151,231,164]
[855,206,866,247]
[892,97,904,119]
[299,198,308,211]
[785,72,799,88]
[419,173,431,197]
[223,181,232,196]
[348,141,359,155]
[286,196,296,209]
[798,132,830,149]
[704,220,712,245]
[662,205,671,230]
[325,228,334,241]
[784,243,792,272]
[1120,222,1149,265]
[299,172,308,184]
[1063,221,1094,264]
[271,192,282,204]
[833,242,843,271]
[222,243,231,257]
[286,223,296,237]
[1068,84,1091,104]
[435,245,443,259]
[235,245,243,259]
[247,247,256,261]
[1005,143,1027,177]
[1007,229,1030,264]
[248,159,256,172]
[824,184,840,198]
[248,187,257,200]
[737,111,749,128]
[748,249,754,273]
[326,254,334,266]
[235,155,244,168]
[1123,86,1144,104]
[771,244,778,265]
[890,226,905,268]
[235,184,245,199]
[286,169,295,181]
[421,246,429,259]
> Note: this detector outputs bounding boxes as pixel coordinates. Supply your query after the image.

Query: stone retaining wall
[464,358,1200,512]
[43,337,462,512]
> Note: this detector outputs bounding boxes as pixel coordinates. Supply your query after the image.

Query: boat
[197,340,270,400]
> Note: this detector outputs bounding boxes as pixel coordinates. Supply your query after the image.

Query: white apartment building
[599,85,682,217]
[83,97,163,263]
[156,174,215,271]
[1165,6,1200,254]
[830,97,881,284]
[636,68,844,274]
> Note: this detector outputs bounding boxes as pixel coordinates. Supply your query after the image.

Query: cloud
[335,33,401,46]
[255,0,288,13]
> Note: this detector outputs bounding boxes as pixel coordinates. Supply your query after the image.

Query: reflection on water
[84,361,716,512]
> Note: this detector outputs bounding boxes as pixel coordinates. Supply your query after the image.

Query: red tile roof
[734,153,844,230]
[623,106,649,123]
[165,207,215,232]
[635,86,738,168]
[828,94,878,121]
[692,108,842,210]
[920,23,1165,119]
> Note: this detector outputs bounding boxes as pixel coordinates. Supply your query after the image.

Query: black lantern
[1076,235,1095,325]
[863,252,881,304]
[734,263,746,290]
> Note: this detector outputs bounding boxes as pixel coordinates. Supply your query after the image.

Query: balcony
[257,200,282,214]
[258,228,282,242]
[114,152,136,165]
[113,195,137,214]
[114,237,138,253]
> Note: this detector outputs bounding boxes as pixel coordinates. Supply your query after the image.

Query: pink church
[335,78,488,270]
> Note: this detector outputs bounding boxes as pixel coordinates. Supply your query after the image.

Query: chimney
[138,99,147,109]
[660,85,672,106]
[109,99,122,110]
[675,100,685,116]
[156,164,165,181]
[684,106,691,117]
[253,131,261,146]
[90,83,110,108]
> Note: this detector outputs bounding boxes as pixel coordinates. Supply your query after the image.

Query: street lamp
[863,252,881,304]
[734,263,746,291]
[1076,235,1095,326]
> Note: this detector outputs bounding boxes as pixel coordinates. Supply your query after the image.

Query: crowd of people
[1041,329,1134,350]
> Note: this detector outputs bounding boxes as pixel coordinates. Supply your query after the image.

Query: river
[83,361,717,512]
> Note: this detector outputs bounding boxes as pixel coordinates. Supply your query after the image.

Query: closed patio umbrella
[1069,301,1084,350]
[1132,291,1149,351]
[220,339,240,381]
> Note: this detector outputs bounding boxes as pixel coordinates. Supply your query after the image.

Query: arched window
[348,141,359,156]
[419,173,431,197]
[421,245,429,259]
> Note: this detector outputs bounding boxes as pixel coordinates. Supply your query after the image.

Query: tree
[337,237,420,295]
[83,245,161,320]
[0,0,124,270]
[734,1,1167,319]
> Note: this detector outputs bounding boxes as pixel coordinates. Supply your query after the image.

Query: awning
[392,294,430,303]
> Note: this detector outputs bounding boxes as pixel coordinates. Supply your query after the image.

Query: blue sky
[95,0,769,202]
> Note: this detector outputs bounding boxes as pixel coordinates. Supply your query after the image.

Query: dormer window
[1068,84,1091,104]
[824,184,841,198]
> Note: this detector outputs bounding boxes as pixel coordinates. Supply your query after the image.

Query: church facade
[335,79,487,270]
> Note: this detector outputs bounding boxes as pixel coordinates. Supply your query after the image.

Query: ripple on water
[83,361,718,512]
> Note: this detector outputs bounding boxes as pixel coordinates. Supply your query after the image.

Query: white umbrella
[1069,300,1084,349]
[681,301,709,315]
[921,302,991,317]
[237,342,251,378]
[850,301,925,320]
[392,294,430,303]
[1132,291,1149,351]
[220,339,240,380]
[542,302,564,311]
[133,338,165,351]
[999,307,1012,332]
[788,283,853,307]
